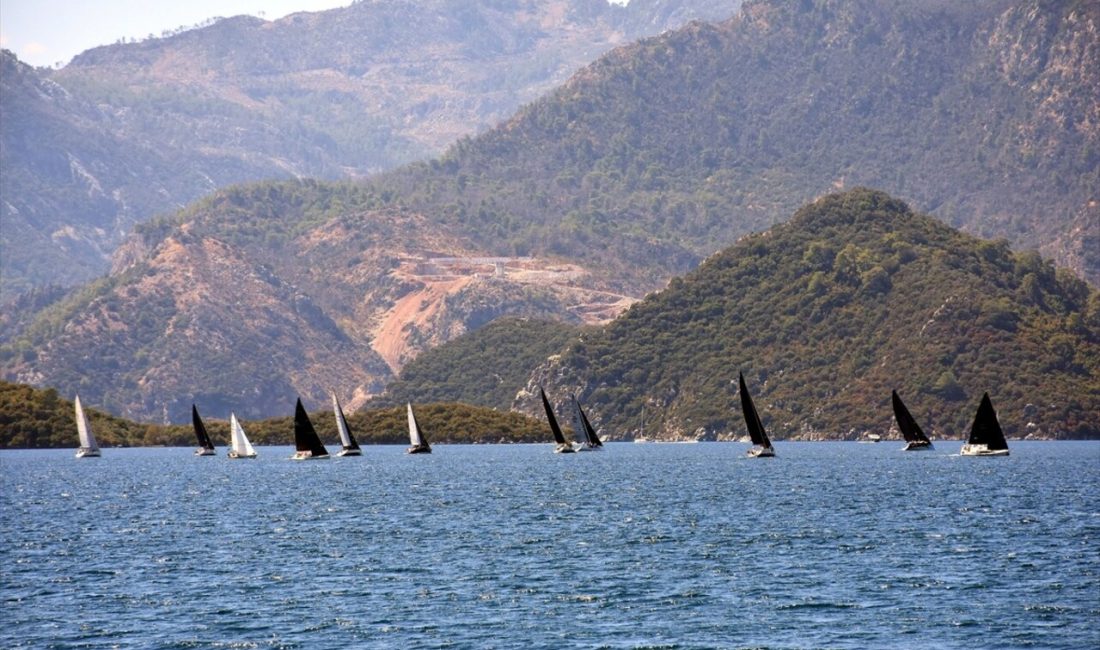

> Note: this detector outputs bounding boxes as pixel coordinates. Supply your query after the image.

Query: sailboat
[192,404,216,456]
[73,395,101,458]
[227,413,257,459]
[960,392,1009,456]
[405,402,431,454]
[570,394,603,451]
[540,388,575,453]
[738,373,775,457]
[331,393,362,457]
[891,390,933,451]
[292,398,330,460]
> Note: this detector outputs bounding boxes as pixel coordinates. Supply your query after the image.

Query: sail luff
[540,389,567,445]
[331,393,359,450]
[968,393,1008,450]
[738,373,771,449]
[891,391,930,444]
[74,395,99,452]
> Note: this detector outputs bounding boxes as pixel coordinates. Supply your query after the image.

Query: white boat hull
[227,451,256,459]
[406,445,431,454]
[746,445,776,458]
[291,451,330,460]
[554,443,576,454]
[75,447,100,458]
[194,448,216,456]
[960,444,1009,456]
[336,448,362,457]
[902,441,934,451]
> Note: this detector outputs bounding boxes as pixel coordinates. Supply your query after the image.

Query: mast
[967,393,1008,450]
[192,404,215,450]
[891,391,930,444]
[331,393,360,451]
[74,395,99,452]
[294,398,329,457]
[540,388,567,445]
[738,372,772,449]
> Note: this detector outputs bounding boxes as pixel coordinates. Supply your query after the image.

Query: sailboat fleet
[71,383,1013,457]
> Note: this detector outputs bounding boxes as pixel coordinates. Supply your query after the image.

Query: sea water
[1,442,1097,649]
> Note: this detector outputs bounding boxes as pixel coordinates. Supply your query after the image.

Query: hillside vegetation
[0,381,551,448]
[527,189,1099,440]
[1,0,741,295]
[377,318,584,409]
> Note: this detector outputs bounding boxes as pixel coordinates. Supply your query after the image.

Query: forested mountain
[0,380,549,448]
[3,0,1096,425]
[373,0,1097,287]
[0,0,742,296]
[521,189,1099,441]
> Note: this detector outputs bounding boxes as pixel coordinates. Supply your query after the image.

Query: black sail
[540,388,567,445]
[334,398,360,451]
[738,372,772,449]
[579,403,602,447]
[295,398,330,456]
[891,391,931,444]
[967,393,1008,450]
[192,404,214,450]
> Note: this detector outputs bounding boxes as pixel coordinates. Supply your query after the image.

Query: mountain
[376,317,585,409]
[0,0,743,297]
[0,180,632,422]
[518,189,1099,441]
[373,0,1098,287]
[4,0,1097,423]
[0,380,549,448]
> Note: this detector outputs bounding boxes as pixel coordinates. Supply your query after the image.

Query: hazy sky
[0,0,353,68]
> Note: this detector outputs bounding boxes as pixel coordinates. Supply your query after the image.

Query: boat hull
[902,441,934,451]
[336,448,362,457]
[291,451,330,460]
[75,448,100,458]
[746,445,775,458]
[406,446,431,454]
[554,443,576,454]
[227,451,257,459]
[194,448,216,456]
[960,444,1009,456]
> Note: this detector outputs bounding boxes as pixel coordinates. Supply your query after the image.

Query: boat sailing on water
[570,394,603,451]
[960,393,1009,456]
[292,398,330,460]
[891,390,933,451]
[227,413,257,459]
[738,373,775,457]
[540,388,575,453]
[73,395,101,458]
[405,402,431,454]
[192,404,216,456]
[331,393,362,457]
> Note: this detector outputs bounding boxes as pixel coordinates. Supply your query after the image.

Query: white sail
[74,395,100,456]
[332,393,353,448]
[407,402,424,447]
[229,413,257,457]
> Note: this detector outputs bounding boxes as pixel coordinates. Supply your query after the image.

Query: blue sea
[2,441,1098,649]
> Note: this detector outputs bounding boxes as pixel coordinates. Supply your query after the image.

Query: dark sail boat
[540,388,575,453]
[331,393,362,457]
[738,372,775,457]
[891,391,933,451]
[192,404,216,456]
[405,402,431,454]
[960,392,1009,456]
[291,398,330,460]
[570,394,603,450]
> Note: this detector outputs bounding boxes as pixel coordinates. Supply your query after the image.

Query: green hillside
[536,189,1099,440]
[377,317,584,409]
[0,381,551,448]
